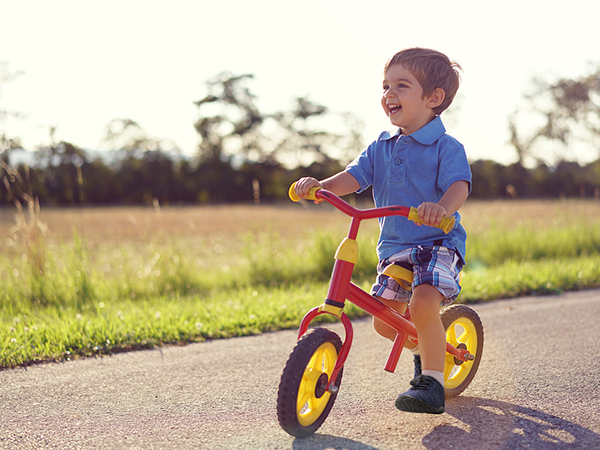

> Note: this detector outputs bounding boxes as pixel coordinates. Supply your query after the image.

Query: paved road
[1,290,600,449]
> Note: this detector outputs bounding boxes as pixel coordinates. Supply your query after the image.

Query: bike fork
[297,305,354,394]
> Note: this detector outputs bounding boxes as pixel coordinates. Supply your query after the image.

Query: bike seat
[382,264,413,291]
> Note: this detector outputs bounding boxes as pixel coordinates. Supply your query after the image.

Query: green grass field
[1,199,600,368]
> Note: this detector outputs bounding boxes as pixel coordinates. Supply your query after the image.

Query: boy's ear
[427,88,445,109]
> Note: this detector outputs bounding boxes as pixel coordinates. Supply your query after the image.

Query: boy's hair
[385,48,462,115]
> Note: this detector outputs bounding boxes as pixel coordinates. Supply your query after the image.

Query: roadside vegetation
[1,198,600,369]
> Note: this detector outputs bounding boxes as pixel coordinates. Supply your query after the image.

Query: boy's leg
[395,283,446,414]
[372,297,407,342]
[373,297,421,378]
[387,246,461,414]
[407,284,446,373]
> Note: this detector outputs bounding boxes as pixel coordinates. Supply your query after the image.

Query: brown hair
[384,48,462,115]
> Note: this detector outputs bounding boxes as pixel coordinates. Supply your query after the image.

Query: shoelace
[409,375,435,390]
[414,355,422,376]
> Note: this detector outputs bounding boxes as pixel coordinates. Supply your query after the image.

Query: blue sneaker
[395,375,445,414]
[413,355,422,378]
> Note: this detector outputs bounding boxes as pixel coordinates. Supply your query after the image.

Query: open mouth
[388,104,402,115]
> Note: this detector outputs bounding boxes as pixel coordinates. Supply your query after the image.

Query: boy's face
[381,64,439,135]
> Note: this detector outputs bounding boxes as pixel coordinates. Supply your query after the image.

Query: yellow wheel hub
[444,317,478,389]
[297,342,338,426]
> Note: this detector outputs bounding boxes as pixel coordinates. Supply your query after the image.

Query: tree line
[2,142,599,206]
[1,69,600,206]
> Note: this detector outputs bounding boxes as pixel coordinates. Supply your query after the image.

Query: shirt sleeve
[437,139,472,194]
[345,134,387,194]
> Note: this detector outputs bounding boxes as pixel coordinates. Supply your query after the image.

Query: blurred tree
[103,118,180,157]
[34,128,87,204]
[115,151,177,204]
[193,72,364,168]
[0,61,24,163]
[102,118,183,204]
[79,157,120,204]
[194,72,264,164]
[270,97,364,167]
[469,160,505,198]
[509,65,600,165]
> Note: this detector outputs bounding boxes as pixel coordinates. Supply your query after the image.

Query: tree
[270,97,364,167]
[103,118,180,157]
[193,72,365,168]
[470,160,505,198]
[101,118,185,204]
[34,129,87,204]
[0,61,24,163]
[194,72,264,164]
[509,65,600,165]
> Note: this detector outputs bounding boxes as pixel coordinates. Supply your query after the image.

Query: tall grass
[1,197,600,368]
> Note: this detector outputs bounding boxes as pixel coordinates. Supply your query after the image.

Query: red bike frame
[295,188,473,393]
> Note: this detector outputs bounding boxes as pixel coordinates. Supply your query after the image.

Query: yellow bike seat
[382,264,413,291]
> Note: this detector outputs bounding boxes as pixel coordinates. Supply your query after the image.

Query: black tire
[440,304,484,399]
[277,328,343,438]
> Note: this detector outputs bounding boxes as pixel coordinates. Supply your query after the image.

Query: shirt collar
[383,115,446,145]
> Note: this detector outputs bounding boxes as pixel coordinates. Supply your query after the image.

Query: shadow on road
[292,434,380,450]
[424,396,600,449]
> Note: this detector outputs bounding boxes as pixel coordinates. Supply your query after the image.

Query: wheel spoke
[315,350,327,371]
[444,354,454,380]
[447,324,458,346]
[308,395,319,411]
[297,389,311,409]
[303,367,322,383]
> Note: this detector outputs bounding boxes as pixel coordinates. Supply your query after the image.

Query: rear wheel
[277,328,343,438]
[441,305,484,398]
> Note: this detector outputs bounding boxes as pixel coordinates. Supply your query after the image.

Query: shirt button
[394,158,402,165]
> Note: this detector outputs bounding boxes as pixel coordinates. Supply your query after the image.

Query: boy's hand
[417,202,448,227]
[294,177,324,203]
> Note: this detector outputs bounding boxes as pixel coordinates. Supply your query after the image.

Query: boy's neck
[400,115,438,136]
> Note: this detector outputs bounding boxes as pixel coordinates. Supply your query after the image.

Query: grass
[1,198,600,368]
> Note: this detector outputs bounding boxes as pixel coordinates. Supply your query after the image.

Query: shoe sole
[395,395,445,414]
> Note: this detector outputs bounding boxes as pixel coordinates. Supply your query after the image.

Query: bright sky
[2,0,600,165]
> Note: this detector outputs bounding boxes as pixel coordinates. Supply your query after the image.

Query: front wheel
[441,304,484,398]
[277,327,343,438]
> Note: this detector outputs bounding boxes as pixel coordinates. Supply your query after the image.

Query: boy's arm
[417,180,470,227]
[294,171,360,200]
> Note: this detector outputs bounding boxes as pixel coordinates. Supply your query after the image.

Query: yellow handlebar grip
[288,183,301,202]
[408,207,455,234]
[439,215,455,234]
[288,183,322,202]
[306,187,322,201]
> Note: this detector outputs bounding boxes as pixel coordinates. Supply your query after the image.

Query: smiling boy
[294,48,471,414]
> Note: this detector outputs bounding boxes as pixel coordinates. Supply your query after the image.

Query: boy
[293,48,471,414]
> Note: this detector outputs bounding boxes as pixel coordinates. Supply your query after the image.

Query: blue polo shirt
[346,116,471,262]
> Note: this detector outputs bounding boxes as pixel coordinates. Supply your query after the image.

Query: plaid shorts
[371,246,463,306]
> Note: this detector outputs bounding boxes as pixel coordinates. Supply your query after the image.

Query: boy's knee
[410,284,444,316]
[373,317,395,341]
[412,283,444,301]
[373,298,408,341]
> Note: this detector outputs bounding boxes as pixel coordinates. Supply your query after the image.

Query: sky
[2,0,600,165]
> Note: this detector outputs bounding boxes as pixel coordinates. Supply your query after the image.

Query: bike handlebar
[288,182,455,234]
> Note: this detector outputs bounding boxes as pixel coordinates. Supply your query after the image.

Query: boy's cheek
[380,97,388,114]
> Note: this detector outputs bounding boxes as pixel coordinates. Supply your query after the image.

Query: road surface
[1,289,599,449]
